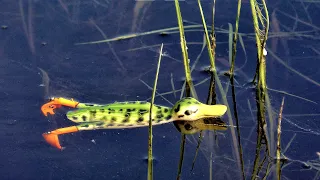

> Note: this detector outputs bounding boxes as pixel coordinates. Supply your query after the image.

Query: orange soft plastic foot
[43,132,62,150]
[43,126,79,150]
[41,101,62,116]
[41,97,80,116]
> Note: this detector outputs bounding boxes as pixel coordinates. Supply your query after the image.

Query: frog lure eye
[40,97,227,150]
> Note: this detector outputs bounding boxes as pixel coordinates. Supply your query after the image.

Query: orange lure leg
[41,97,80,149]
[41,97,80,116]
[42,126,79,150]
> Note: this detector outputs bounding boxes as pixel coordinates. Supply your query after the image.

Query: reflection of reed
[173,1,195,179]
[228,0,246,179]
[138,0,277,179]
[276,98,285,180]
[250,0,272,179]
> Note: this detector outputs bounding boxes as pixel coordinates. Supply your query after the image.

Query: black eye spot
[174,104,180,113]
[137,117,144,123]
[139,109,148,114]
[127,109,131,113]
[164,108,169,113]
[108,123,114,127]
[166,115,172,120]
[184,123,193,130]
[72,116,78,120]
[178,115,184,118]
[82,116,87,121]
[156,114,163,119]
[125,113,130,117]
[85,104,94,106]
[122,118,129,123]
[111,117,117,122]
[184,110,191,115]
[108,109,115,112]
[119,109,123,112]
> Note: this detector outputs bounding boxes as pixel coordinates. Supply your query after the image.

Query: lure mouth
[41,97,80,116]
[42,126,79,150]
[200,104,228,118]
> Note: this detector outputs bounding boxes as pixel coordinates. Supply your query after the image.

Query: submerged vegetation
[69,0,320,180]
[2,0,320,180]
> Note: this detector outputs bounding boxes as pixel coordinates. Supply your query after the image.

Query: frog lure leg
[41,97,82,150]
[41,97,228,150]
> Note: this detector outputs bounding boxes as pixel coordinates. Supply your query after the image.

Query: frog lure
[41,97,228,150]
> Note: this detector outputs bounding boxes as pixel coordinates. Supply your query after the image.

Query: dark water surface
[1,0,320,180]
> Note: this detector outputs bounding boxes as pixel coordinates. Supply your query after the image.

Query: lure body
[41,97,227,150]
[67,101,173,130]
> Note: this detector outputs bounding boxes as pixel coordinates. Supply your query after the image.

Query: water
[1,0,319,179]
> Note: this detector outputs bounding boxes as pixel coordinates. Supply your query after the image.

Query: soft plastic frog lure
[41,97,227,150]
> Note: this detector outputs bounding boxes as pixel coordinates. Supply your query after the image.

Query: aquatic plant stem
[75,25,204,45]
[191,132,203,171]
[191,69,217,171]
[197,0,215,71]
[199,0,244,177]
[229,0,241,76]
[250,0,271,152]
[177,134,186,180]
[174,0,195,98]
[173,0,196,179]
[249,0,272,178]
[276,97,285,180]
[148,43,163,180]
[189,0,219,173]
[229,0,246,179]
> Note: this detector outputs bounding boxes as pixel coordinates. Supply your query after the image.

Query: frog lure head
[170,97,227,121]
[40,97,227,150]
